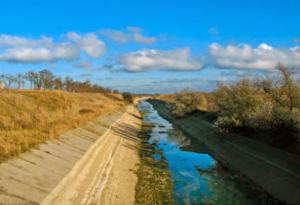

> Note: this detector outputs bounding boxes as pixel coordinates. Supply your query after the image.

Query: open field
[0,90,124,162]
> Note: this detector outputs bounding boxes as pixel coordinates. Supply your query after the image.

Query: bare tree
[16,74,25,89]
[25,71,36,89]
[0,69,115,94]
[39,69,54,90]
[53,77,63,90]
[271,63,300,111]
[65,77,74,92]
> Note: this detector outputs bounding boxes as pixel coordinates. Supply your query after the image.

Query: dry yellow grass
[0,90,124,162]
[157,92,216,111]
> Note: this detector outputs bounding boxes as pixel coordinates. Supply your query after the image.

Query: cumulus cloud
[209,43,300,70]
[0,45,78,63]
[100,29,129,43]
[0,32,106,64]
[132,33,156,44]
[127,26,142,33]
[100,27,157,44]
[67,32,106,58]
[0,34,53,47]
[120,48,202,72]
[0,34,79,63]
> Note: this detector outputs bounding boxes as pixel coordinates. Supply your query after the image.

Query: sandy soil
[41,105,141,205]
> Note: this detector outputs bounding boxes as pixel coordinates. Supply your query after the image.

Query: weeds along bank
[157,65,300,154]
[0,90,124,162]
[135,117,174,205]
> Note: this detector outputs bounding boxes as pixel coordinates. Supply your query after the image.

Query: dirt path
[40,105,141,205]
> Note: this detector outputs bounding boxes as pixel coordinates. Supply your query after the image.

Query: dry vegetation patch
[0,90,124,162]
[157,92,214,117]
[135,123,174,205]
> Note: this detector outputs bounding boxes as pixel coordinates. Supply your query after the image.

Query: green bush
[171,92,205,117]
[214,80,271,131]
[214,64,300,147]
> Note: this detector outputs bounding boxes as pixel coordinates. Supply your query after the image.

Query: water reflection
[139,101,258,205]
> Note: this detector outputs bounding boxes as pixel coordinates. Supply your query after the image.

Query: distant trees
[122,92,134,103]
[53,77,63,90]
[25,71,36,89]
[39,69,55,90]
[0,80,4,90]
[0,69,115,94]
[214,64,300,147]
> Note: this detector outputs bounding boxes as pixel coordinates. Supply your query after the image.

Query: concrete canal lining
[0,105,142,205]
[150,99,300,205]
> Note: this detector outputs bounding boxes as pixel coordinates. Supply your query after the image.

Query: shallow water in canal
[138,101,261,205]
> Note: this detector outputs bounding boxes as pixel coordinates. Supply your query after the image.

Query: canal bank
[148,99,300,205]
[138,101,275,205]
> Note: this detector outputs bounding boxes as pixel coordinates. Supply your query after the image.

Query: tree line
[0,69,117,93]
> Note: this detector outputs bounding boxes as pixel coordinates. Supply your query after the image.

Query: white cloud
[132,33,156,44]
[0,32,106,64]
[100,29,129,43]
[127,26,142,33]
[120,48,202,72]
[67,32,106,58]
[0,37,79,63]
[209,43,300,70]
[100,27,157,44]
[0,34,53,47]
[258,43,272,50]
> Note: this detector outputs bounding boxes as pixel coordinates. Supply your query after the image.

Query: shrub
[122,92,134,103]
[171,92,205,117]
[214,64,300,147]
[214,80,269,131]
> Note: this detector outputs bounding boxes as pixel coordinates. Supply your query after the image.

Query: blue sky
[0,0,300,93]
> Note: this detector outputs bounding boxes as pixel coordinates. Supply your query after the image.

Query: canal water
[138,101,260,205]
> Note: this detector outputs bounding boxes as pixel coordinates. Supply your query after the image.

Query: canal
[138,101,263,205]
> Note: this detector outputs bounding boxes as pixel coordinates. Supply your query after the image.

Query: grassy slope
[0,90,124,162]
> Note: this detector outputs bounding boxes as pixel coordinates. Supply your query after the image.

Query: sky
[0,0,299,93]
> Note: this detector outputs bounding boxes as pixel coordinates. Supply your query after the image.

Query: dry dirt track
[0,105,142,205]
[41,105,141,205]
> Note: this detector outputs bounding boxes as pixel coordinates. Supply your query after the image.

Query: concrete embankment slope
[0,105,142,205]
[150,100,300,205]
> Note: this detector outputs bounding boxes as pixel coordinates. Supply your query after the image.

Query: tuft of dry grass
[0,89,124,162]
